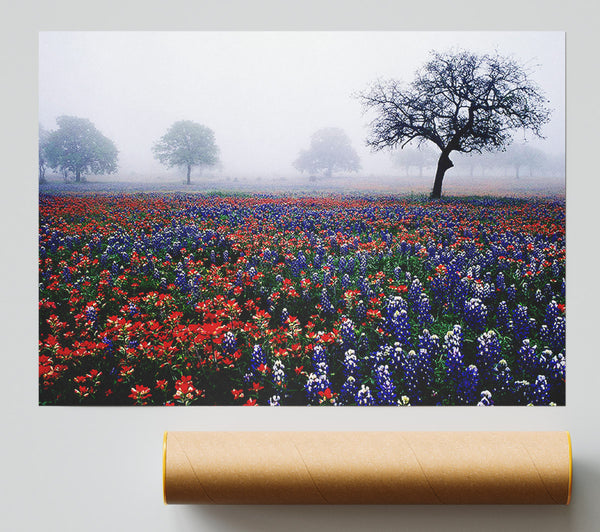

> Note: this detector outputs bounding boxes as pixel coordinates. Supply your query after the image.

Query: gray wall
[2,1,599,531]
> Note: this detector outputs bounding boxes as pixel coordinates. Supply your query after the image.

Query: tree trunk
[430,151,453,199]
[515,165,520,179]
[187,165,191,185]
[326,167,332,178]
[75,169,81,182]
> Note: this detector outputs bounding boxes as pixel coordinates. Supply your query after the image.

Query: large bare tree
[359,50,551,198]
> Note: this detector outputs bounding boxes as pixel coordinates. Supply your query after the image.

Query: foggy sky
[38,31,565,178]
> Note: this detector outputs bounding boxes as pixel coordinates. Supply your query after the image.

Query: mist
[39,31,565,191]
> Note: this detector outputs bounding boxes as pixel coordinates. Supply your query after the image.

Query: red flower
[244,398,257,406]
[129,384,151,405]
[231,389,244,400]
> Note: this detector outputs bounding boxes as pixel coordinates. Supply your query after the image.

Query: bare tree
[359,50,551,198]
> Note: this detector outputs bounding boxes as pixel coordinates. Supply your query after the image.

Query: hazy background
[39,31,565,189]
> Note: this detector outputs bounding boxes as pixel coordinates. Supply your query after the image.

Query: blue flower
[477,390,494,406]
[356,384,375,406]
[464,297,488,333]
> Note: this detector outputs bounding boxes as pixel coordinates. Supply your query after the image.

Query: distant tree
[152,120,219,185]
[391,146,437,177]
[359,49,551,198]
[498,143,547,178]
[44,116,118,182]
[38,124,50,183]
[294,127,360,178]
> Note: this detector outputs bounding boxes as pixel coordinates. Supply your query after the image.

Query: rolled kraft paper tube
[163,431,572,505]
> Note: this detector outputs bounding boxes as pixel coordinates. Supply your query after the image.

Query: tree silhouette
[360,50,551,198]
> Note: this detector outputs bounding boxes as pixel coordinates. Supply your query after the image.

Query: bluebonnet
[430,274,448,307]
[530,375,550,405]
[222,331,237,355]
[268,395,281,406]
[305,365,333,405]
[551,316,565,354]
[250,344,268,375]
[340,318,356,352]
[476,331,502,380]
[359,252,368,276]
[401,350,419,402]
[312,344,328,368]
[444,325,464,384]
[496,272,506,292]
[416,293,433,329]
[272,359,286,387]
[408,278,423,306]
[373,364,397,405]
[506,284,517,302]
[513,380,532,405]
[545,300,560,329]
[386,309,411,347]
[339,376,358,405]
[355,300,367,322]
[356,384,375,406]
[393,266,402,281]
[477,390,494,406]
[85,305,98,324]
[280,307,290,325]
[539,324,551,347]
[535,289,544,304]
[342,349,359,379]
[418,329,440,360]
[341,273,351,290]
[491,359,513,399]
[545,350,565,386]
[512,304,531,344]
[464,297,488,333]
[457,365,479,405]
[452,277,471,313]
[496,300,512,335]
[320,288,335,315]
[517,339,543,380]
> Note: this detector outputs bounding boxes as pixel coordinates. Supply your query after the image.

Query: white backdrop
[2,1,599,531]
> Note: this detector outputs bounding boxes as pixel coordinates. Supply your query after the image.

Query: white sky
[39,31,565,177]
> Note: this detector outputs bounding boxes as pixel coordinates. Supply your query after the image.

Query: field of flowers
[39,193,565,406]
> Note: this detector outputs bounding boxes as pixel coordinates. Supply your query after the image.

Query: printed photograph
[38,32,565,405]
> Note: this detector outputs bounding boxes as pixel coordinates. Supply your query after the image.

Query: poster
[38,32,565,406]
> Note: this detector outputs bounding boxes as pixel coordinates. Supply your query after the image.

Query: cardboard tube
[163,431,572,505]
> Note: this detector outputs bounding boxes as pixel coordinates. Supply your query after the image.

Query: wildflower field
[39,193,565,406]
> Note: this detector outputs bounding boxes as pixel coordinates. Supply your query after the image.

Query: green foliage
[44,116,118,181]
[152,121,219,181]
